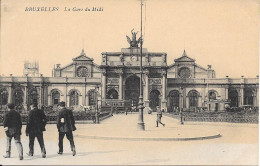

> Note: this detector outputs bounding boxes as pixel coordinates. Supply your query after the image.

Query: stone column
[8,86,12,103]
[225,85,229,100]
[65,77,68,107]
[179,87,183,109]
[23,86,28,111]
[39,85,42,108]
[102,71,106,99]
[82,78,86,106]
[256,87,259,107]
[48,95,51,105]
[23,86,27,105]
[144,70,149,107]
[119,72,123,100]
[86,95,89,106]
[183,88,187,109]
[240,86,244,106]
[161,70,167,109]
[198,96,202,107]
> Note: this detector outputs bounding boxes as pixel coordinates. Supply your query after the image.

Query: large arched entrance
[168,90,179,112]
[229,90,238,107]
[0,88,8,106]
[51,90,60,105]
[149,90,160,110]
[69,90,79,107]
[188,90,199,109]
[244,89,253,105]
[29,89,38,105]
[14,89,24,106]
[125,75,140,106]
[228,90,238,107]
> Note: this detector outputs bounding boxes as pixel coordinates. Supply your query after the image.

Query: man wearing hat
[3,103,23,160]
[26,102,47,158]
[57,101,76,156]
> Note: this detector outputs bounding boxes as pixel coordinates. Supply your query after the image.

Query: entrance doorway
[149,90,160,110]
[125,75,140,106]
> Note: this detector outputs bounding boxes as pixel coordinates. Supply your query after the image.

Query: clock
[77,66,88,77]
[131,55,138,61]
[178,67,191,78]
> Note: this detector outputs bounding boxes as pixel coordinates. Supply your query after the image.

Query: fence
[164,112,258,124]
[0,111,111,126]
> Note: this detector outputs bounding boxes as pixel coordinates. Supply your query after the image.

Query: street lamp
[95,85,100,124]
[137,0,145,131]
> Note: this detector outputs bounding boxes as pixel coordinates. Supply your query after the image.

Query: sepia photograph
[0,0,259,165]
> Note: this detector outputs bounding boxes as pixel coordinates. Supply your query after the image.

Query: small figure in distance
[57,101,76,156]
[156,106,165,127]
[3,103,23,160]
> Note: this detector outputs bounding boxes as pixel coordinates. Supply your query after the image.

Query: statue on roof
[126,29,142,48]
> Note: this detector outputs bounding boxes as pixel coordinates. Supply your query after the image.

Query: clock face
[131,55,137,61]
[178,67,191,78]
[77,66,88,77]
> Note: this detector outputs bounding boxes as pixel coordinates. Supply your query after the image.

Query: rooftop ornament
[126,29,142,48]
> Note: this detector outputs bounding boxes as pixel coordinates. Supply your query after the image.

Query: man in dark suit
[26,102,47,158]
[57,101,76,156]
[3,103,23,160]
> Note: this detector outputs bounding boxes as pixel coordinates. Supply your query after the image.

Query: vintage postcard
[0,0,259,165]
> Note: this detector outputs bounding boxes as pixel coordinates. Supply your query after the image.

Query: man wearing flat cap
[26,102,47,158]
[57,101,76,156]
[3,103,23,160]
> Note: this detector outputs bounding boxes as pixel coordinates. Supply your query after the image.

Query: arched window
[209,91,217,100]
[229,90,238,107]
[69,91,79,106]
[168,90,179,110]
[52,90,60,105]
[188,90,199,108]
[14,89,24,106]
[244,89,253,105]
[88,90,97,106]
[29,89,38,105]
[0,88,8,105]
[107,89,118,99]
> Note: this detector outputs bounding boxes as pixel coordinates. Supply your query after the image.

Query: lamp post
[137,0,145,131]
[95,85,100,124]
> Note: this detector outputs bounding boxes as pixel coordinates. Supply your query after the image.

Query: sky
[0,0,259,78]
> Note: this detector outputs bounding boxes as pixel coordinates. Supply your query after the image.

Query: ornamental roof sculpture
[126,29,142,48]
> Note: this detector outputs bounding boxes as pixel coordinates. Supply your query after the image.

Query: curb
[75,134,221,141]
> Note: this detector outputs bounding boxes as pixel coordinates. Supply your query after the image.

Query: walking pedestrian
[156,106,165,127]
[57,102,76,156]
[3,103,23,160]
[26,102,47,158]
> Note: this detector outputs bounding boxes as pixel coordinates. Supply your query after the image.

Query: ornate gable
[174,50,195,62]
[72,49,94,61]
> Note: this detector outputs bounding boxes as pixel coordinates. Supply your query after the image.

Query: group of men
[3,101,76,160]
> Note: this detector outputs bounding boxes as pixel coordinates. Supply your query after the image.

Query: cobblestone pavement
[0,113,258,165]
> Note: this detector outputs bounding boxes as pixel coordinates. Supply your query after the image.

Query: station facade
[0,38,259,112]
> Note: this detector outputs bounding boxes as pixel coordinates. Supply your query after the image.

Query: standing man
[57,101,76,156]
[3,103,23,160]
[26,102,47,158]
[156,106,165,127]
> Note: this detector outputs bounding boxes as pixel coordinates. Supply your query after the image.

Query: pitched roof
[72,49,94,61]
[174,50,195,62]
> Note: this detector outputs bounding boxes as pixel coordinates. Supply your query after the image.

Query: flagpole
[137,0,145,131]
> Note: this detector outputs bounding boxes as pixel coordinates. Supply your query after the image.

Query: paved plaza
[0,113,258,165]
